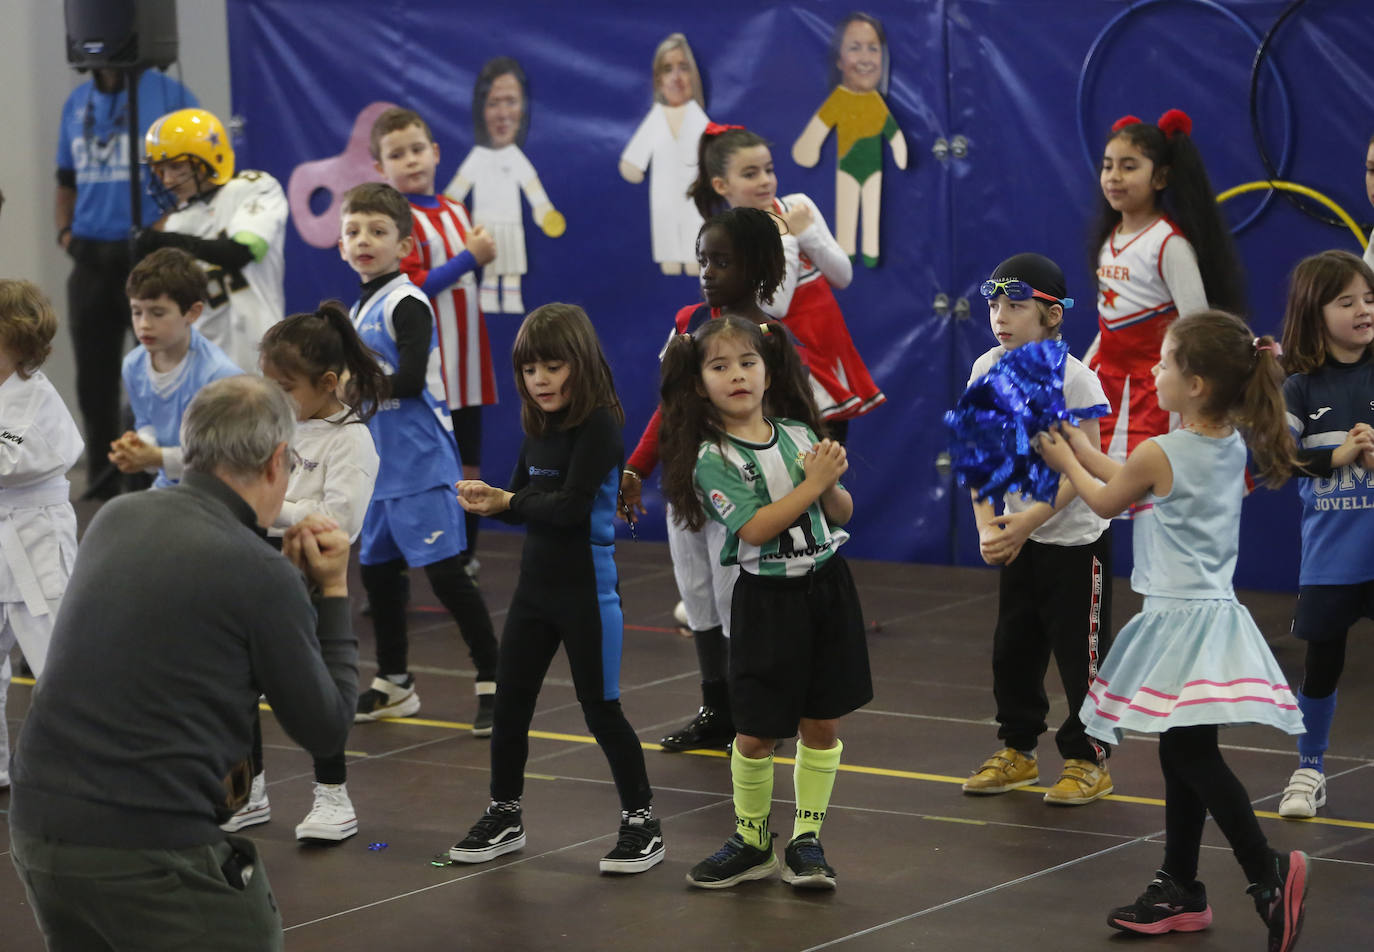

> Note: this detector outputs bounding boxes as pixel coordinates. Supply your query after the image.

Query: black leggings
[1159,725,1271,885]
[362,555,498,681]
[1302,634,1346,699]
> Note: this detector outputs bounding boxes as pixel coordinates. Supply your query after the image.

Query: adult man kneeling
[9,375,357,952]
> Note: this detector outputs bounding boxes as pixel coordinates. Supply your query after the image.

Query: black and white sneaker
[600,818,665,874]
[686,833,777,889]
[782,833,837,889]
[449,809,526,863]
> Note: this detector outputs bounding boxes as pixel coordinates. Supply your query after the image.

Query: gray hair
[181,375,296,478]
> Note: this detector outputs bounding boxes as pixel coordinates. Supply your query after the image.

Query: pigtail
[1236,335,1295,488]
[318,301,389,422]
[659,334,717,531]
[757,321,828,438]
[1156,118,1246,315]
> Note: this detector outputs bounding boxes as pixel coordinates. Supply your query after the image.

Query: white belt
[0,515,49,616]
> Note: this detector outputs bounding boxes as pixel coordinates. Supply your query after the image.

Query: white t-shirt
[271,408,379,543]
[968,345,1111,547]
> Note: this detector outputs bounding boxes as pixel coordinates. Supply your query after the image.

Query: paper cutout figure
[444,57,563,314]
[618,33,711,276]
[791,13,907,267]
[287,101,396,248]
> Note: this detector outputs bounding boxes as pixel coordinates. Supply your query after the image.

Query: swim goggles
[978,278,1073,309]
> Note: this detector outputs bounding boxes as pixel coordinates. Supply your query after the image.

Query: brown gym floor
[3,514,1371,950]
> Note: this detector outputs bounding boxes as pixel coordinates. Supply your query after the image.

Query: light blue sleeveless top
[1131,428,1246,600]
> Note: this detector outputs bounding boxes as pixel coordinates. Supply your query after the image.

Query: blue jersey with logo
[1283,354,1374,585]
[57,71,198,239]
[350,274,462,500]
[121,328,242,488]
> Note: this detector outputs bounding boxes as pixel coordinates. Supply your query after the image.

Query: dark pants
[10,827,282,952]
[66,238,134,486]
[361,555,498,681]
[992,532,1113,762]
[1159,725,1272,885]
[489,570,651,811]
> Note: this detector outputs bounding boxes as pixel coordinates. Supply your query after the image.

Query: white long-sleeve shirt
[762,192,852,319]
[272,408,379,543]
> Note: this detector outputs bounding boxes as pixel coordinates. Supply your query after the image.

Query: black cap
[990,253,1068,303]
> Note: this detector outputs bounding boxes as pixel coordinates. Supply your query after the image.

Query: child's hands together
[108,431,160,473]
[784,200,813,236]
[1334,422,1374,469]
[465,225,496,266]
[804,438,847,488]
[981,510,1035,565]
[455,479,512,516]
[1034,423,1080,472]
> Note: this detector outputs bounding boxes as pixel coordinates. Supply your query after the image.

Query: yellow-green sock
[732,745,774,850]
[792,740,842,841]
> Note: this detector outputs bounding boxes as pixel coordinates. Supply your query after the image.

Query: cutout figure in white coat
[792,13,907,267]
[619,34,711,276]
[445,58,564,315]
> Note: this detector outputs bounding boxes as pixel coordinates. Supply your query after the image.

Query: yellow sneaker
[962,747,1038,794]
[1044,759,1113,805]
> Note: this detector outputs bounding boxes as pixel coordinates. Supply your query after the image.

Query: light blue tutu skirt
[1081,596,1304,745]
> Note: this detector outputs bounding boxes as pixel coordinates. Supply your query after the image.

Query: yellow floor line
[332,707,1374,833]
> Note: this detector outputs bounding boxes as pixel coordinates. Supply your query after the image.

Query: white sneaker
[295,782,358,841]
[1278,767,1326,819]
[673,601,690,628]
[220,772,270,832]
[355,675,421,722]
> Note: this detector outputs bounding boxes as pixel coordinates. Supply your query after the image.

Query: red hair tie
[1157,108,1192,137]
[703,122,745,137]
[1111,114,1142,133]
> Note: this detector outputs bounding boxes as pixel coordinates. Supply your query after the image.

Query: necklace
[1181,421,1230,435]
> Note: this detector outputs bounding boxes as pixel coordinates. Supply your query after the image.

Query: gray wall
[0,0,232,427]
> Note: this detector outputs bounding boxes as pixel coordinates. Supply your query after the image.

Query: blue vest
[351,275,462,499]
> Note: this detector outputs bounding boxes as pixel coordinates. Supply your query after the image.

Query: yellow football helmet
[144,108,235,185]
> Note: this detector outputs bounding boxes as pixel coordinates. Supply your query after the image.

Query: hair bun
[1157,108,1192,137]
[1110,114,1142,133]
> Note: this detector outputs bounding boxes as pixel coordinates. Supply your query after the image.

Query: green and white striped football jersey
[694,417,848,577]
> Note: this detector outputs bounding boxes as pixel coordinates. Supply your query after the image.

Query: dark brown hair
[1279,250,1374,375]
[687,126,771,220]
[659,315,825,530]
[259,300,390,422]
[125,246,207,312]
[511,303,623,436]
[368,107,434,161]
[341,182,412,240]
[1167,310,1294,488]
[0,279,58,378]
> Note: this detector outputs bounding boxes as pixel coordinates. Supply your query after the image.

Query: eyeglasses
[978,278,1074,309]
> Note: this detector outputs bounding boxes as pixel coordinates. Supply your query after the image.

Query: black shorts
[728,554,873,739]
[452,405,483,468]
[1291,581,1374,642]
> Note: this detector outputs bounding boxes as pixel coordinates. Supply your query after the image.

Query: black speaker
[65,0,178,70]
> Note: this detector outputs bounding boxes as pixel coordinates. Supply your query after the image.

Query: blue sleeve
[420,250,477,297]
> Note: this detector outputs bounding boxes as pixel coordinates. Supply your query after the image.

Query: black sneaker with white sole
[599,818,665,874]
[782,833,837,889]
[686,833,777,888]
[449,809,526,863]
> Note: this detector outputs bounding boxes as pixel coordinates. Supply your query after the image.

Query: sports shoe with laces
[1247,849,1309,952]
[295,782,358,842]
[686,833,777,888]
[1044,759,1114,805]
[782,833,836,889]
[1278,768,1325,819]
[354,675,421,722]
[659,706,734,752]
[1108,869,1213,934]
[962,747,1038,794]
[599,818,665,874]
[449,808,526,863]
[220,772,270,832]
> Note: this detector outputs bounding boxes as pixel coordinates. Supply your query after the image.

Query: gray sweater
[10,472,358,848]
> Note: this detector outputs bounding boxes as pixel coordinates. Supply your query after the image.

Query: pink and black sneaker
[1247,849,1309,952]
[1108,869,1213,935]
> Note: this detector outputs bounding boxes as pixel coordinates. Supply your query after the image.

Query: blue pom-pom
[944,340,1107,503]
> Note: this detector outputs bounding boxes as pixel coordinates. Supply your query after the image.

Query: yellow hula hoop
[1216,180,1368,249]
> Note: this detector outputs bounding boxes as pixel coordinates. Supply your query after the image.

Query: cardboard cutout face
[485,74,524,149]
[837,20,883,93]
[658,47,693,107]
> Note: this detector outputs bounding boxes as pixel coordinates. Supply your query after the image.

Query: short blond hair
[0,279,57,378]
